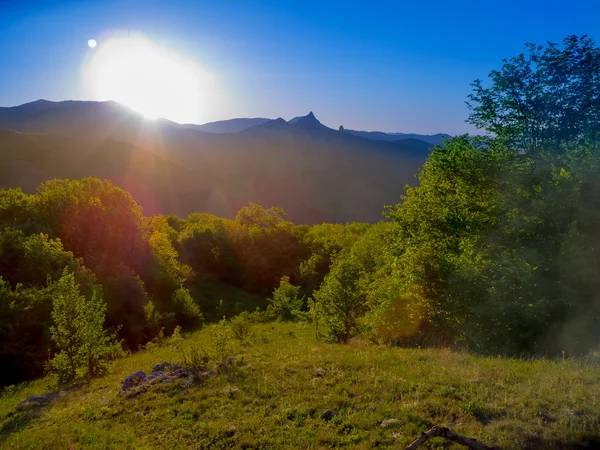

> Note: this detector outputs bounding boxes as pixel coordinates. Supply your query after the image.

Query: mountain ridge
[0,100,435,224]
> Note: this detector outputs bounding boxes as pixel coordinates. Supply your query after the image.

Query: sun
[84,35,207,123]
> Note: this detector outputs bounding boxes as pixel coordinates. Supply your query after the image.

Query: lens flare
[83,34,211,123]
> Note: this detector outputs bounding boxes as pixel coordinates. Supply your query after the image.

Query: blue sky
[1,0,599,134]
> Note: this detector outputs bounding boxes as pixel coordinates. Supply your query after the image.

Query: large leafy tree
[467,35,600,151]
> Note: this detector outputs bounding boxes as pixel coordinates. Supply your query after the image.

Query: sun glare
[84,35,206,123]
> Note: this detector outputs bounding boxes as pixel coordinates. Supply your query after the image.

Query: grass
[1,322,600,449]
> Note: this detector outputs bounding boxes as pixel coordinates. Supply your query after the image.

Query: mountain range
[182,113,451,146]
[0,100,446,224]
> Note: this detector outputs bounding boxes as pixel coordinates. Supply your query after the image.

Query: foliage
[0,278,53,386]
[467,35,600,150]
[311,222,392,343]
[266,276,303,320]
[312,254,366,343]
[49,270,119,383]
[229,311,254,343]
[210,318,231,362]
[170,287,203,330]
[0,229,97,385]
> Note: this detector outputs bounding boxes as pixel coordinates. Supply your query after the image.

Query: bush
[49,270,119,383]
[267,276,303,321]
[170,287,203,329]
[312,254,366,343]
[230,311,253,343]
[210,318,231,362]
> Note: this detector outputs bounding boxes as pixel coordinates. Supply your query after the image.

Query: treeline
[2,35,600,386]
[0,180,369,385]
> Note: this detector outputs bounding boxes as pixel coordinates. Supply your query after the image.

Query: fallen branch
[405,426,493,450]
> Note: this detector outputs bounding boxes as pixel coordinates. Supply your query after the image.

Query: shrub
[230,311,253,343]
[170,287,203,329]
[49,270,119,383]
[267,276,303,321]
[210,318,231,362]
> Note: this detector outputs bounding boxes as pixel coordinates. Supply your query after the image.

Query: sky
[1,0,599,134]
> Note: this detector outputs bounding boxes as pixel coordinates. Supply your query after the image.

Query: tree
[313,254,365,343]
[0,279,53,385]
[467,35,600,151]
[267,276,303,320]
[49,270,117,383]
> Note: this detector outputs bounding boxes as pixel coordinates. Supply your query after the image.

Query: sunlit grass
[1,322,600,449]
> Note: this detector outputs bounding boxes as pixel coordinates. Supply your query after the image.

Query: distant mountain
[339,126,452,146]
[185,117,272,134]
[0,100,434,224]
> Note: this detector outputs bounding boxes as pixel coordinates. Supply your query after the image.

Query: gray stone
[321,409,337,421]
[152,362,171,373]
[17,392,59,411]
[121,370,146,391]
[314,367,325,378]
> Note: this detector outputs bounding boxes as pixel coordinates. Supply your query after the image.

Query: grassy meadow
[2,322,600,449]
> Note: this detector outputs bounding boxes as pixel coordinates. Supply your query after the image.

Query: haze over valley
[0,99,439,224]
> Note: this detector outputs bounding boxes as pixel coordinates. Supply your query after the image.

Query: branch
[405,426,493,450]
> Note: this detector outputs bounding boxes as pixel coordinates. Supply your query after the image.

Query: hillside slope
[1,322,599,449]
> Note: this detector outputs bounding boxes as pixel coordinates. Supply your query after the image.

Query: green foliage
[102,275,151,349]
[0,229,98,385]
[229,311,253,343]
[49,270,119,383]
[310,223,392,343]
[468,35,600,150]
[0,278,53,385]
[267,276,303,320]
[170,287,203,329]
[313,254,365,342]
[210,318,231,362]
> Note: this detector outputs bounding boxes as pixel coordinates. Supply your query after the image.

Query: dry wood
[405,426,493,450]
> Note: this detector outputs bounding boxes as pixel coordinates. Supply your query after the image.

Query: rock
[119,362,214,398]
[152,362,171,373]
[143,372,162,383]
[381,418,401,429]
[17,392,59,411]
[314,368,325,378]
[321,409,337,421]
[121,370,146,391]
[339,125,345,131]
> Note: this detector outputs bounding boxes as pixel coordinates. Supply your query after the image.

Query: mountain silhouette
[185,117,272,133]
[339,127,452,146]
[0,100,434,224]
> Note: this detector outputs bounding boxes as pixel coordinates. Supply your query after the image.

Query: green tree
[49,270,117,383]
[467,35,600,151]
[313,254,365,342]
[267,276,303,320]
